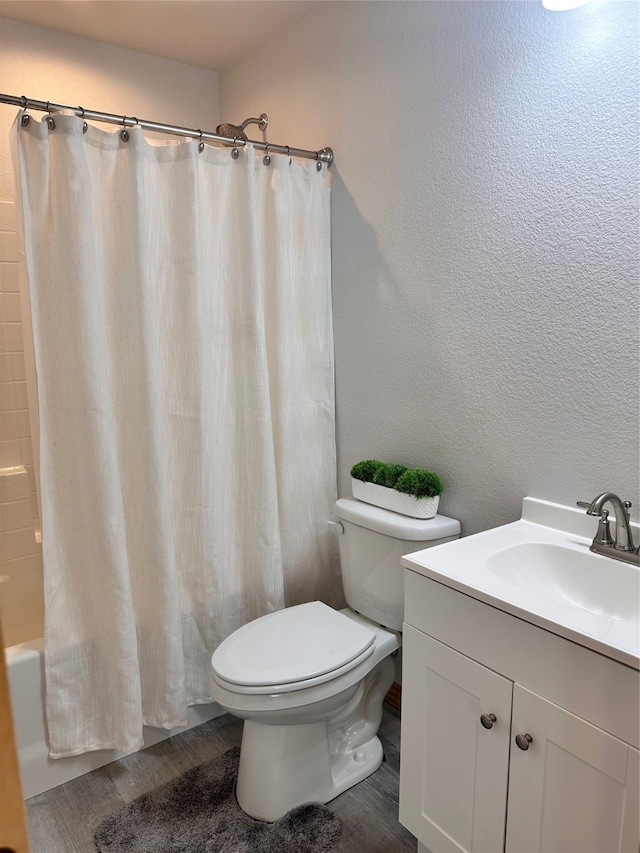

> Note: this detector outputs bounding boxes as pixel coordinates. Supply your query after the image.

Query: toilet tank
[334,498,461,632]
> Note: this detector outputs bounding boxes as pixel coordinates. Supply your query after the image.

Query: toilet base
[329,733,384,796]
[236,721,385,822]
[235,656,395,822]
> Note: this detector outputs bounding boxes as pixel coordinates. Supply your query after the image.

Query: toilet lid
[212,601,376,689]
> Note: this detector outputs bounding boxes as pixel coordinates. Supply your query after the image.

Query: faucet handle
[594,509,614,547]
[578,499,614,545]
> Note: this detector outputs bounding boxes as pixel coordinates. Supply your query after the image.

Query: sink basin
[401,497,640,668]
[485,542,640,621]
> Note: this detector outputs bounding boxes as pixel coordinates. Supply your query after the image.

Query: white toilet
[210,497,460,821]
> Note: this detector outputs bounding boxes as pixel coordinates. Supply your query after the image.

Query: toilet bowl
[210,498,461,822]
[212,603,398,821]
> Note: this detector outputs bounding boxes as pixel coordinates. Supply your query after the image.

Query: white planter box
[351,478,440,519]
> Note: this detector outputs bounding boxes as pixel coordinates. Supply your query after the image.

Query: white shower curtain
[13,112,340,758]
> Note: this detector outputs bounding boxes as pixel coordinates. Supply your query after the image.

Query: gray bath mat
[94,746,341,853]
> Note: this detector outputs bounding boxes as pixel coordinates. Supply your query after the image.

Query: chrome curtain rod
[0,93,334,166]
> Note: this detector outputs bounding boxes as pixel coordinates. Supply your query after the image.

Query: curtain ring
[231,147,239,160]
[20,95,30,126]
[198,130,204,153]
[78,106,88,133]
[120,129,129,142]
[263,143,271,166]
[78,106,85,118]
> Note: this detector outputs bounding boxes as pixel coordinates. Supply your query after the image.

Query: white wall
[0,18,219,643]
[221,0,640,534]
[0,18,220,201]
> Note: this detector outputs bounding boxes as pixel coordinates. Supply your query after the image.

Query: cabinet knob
[515,733,533,750]
[480,713,497,729]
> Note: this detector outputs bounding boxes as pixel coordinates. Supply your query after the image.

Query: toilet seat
[211,601,376,695]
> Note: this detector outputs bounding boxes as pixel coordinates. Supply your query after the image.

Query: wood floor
[25,706,417,853]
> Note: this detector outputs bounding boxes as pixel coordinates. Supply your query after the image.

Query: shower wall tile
[0,353,25,382]
[12,381,27,410]
[0,201,40,584]
[0,553,45,647]
[29,492,40,531]
[20,437,33,465]
[0,262,19,292]
[0,292,21,322]
[0,466,29,502]
[0,439,21,467]
[1,552,44,577]
[25,463,36,494]
[0,497,33,531]
[18,409,31,438]
[0,356,12,383]
[0,411,20,442]
[0,321,23,352]
[0,203,16,231]
[0,381,15,411]
[0,231,18,262]
[12,354,25,381]
[0,525,41,560]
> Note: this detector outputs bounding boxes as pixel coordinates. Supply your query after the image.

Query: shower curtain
[13,111,340,758]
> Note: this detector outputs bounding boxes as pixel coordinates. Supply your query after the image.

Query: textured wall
[221,0,639,534]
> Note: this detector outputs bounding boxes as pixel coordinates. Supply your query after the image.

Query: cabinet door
[506,685,640,853]
[399,624,513,853]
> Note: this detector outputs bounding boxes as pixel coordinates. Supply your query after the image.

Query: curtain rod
[0,93,334,166]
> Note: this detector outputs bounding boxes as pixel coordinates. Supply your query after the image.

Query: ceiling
[0,1,318,72]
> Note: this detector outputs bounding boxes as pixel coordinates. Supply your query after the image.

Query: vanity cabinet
[506,684,637,853]
[400,625,512,853]
[399,570,640,853]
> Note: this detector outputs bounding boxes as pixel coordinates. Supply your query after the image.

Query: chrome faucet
[577,492,640,566]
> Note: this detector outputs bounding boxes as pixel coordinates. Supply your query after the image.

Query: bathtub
[6,637,224,799]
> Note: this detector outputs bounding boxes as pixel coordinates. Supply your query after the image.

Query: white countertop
[402,497,640,670]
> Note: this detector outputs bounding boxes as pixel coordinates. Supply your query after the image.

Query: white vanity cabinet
[506,685,638,853]
[399,569,640,853]
[400,624,512,853]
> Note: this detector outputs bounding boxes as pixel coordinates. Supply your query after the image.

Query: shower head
[216,123,247,141]
[216,113,268,141]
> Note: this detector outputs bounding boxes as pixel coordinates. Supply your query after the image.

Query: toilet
[210,497,460,821]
